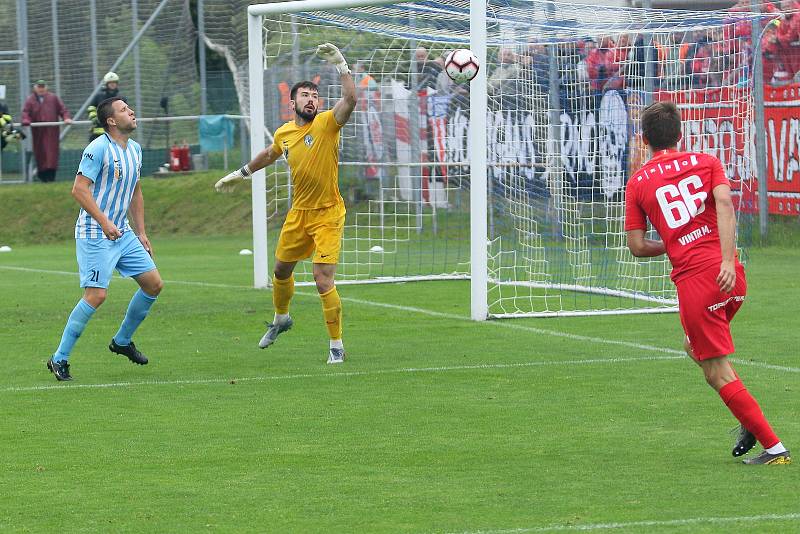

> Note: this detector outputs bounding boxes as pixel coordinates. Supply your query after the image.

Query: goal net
[247,0,758,319]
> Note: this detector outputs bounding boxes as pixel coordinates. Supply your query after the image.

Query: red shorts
[676,263,746,360]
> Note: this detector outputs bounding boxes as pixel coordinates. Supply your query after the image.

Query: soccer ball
[445,49,479,84]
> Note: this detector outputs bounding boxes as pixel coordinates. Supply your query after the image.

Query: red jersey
[624,150,731,283]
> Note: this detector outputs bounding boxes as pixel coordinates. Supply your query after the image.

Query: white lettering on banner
[598,90,628,198]
[560,109,598,184]
[680,118,738,178]
[446,107,469,167]
[445,107,544,185]
[580,111,596,177]
[441,92,628,199]
[486,110,541,185]
[767,117,800,184]
[557,91,629,198]
[677,224,711,245]
[707,295,745,312]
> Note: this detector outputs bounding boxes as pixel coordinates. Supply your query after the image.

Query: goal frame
[247,0,490,320]
[245,0,704,321]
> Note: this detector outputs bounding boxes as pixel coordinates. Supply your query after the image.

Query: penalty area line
[451,512,800,533]
[2,355,683,393]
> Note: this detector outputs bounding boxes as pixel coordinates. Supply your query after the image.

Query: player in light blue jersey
[47,97,164,381]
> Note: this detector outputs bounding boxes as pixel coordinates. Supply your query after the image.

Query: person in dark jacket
[21,80,72,182]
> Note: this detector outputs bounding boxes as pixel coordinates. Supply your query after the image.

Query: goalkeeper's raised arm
[316,43,357,126]
[215,42,356,193]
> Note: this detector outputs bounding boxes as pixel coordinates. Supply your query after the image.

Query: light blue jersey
[75,133,142,239]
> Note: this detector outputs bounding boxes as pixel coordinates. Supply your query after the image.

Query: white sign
[0,85,6,100]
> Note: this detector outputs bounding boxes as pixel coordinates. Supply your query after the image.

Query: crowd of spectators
[422,0,800,99]
[748,0,800,86]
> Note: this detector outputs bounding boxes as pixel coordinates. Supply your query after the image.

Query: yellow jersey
[271,109,344,210]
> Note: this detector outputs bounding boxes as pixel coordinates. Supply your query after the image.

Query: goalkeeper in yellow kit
[215,43,356,364]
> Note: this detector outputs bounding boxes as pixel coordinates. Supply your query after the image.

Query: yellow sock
[272,274,294,315]
[319,286,342,340]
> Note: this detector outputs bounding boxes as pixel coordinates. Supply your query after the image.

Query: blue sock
[113,289,157,346]
[53,299,97,362]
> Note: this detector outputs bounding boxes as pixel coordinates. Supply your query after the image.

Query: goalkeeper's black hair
[97,97,126,131]
[641,101,682,151]
[290,81,319,101]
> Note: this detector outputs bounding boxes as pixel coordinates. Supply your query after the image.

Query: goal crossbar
[246,0,754,320]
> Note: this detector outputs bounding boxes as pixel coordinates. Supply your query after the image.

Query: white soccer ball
[445,49,479,84]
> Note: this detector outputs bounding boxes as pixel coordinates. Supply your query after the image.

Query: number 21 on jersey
[655,174,707,229]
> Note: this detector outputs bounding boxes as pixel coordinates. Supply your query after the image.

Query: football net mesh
[250,0,759,317]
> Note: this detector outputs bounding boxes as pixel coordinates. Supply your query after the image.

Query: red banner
[660,85,800,215]
[764,83,800,215]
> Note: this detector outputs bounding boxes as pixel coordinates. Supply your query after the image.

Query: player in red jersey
[625,101,790,465]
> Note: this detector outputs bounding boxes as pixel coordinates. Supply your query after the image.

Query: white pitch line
[454,513,800,533]
[0,265,255,289]
[1,265,78,277]
[3,355,683,393]
[3,265,799,374]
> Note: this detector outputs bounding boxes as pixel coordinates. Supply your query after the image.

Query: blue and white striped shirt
[75,134,142,239]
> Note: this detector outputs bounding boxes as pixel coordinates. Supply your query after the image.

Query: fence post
[16,0,30,182]
[132,0,143,140]
[751,0,768,240]
[199,0,208,115]
[90,0,98,85]
[51,0,60,97]
[643,0,654,104]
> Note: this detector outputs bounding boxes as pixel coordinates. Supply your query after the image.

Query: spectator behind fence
[488,48,521,109]
[689,42,712,88]
[605,33,641,90]
[655,32,689,90]
[573,39,595,86]
[771,1,800,76]
[414,47,443,91]
[520,42,550,90]
[21,80,72,183]
[88,72,126,141]
[586,36,619,92]
[762,21,785,82]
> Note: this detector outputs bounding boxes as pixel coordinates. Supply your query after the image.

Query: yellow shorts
[275,202,346,264]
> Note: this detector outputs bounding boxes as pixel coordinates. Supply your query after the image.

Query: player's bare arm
[214,145,282,193]
[626,229,666,258]
[128,181,153,256]
[316,43,357,126]
[72,174,122,240]
[713,183,736,293]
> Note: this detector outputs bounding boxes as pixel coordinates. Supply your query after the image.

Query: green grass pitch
[1,236,798,532]
[0,172,798,531]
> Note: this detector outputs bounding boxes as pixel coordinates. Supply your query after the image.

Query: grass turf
[0,235,798,533]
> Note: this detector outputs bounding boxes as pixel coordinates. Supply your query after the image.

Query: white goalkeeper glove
[214,164,252,193]
[316,43,350,75]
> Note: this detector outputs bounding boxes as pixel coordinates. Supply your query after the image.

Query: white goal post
[246,0,758,320]
[248,0,489,321]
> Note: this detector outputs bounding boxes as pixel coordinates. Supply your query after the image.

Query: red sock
[719,379,780,449]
